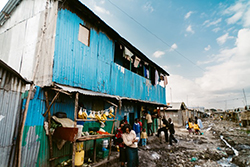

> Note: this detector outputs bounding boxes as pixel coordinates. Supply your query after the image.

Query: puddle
[217,157,238,167]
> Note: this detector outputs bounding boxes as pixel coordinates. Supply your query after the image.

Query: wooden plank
[42,92,60,117]
[76,118,117,122]
[72,93,79,167]
[49,154,71,161]
[50,87,72,96]
[105,100,118,108]
[76,134,115,141]
[45,91,53,167]
[93,139,97,162]
[108,106,117,160]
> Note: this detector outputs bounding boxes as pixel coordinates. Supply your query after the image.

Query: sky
[1,0,250,110]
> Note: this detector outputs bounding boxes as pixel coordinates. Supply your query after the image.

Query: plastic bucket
[76,125,83,139]
[75,150,84,166]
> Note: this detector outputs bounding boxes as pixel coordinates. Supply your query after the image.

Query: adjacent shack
[0,60,29,167]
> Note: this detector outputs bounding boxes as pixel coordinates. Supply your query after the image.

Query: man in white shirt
[145,112,153,136]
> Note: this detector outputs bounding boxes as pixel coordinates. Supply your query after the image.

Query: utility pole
[243,89,247,106]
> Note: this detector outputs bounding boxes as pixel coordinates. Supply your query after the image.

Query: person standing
[156,116,169,142]
[141,128,148,147]
[188,118,194,134]
[122,124,139,167]
[168,118,177,145]
[115,121,127,167]
[193,120,201,135]
[195,116,203,129]
[133,118,141,144]
[145,112,153,136]
[123,115,128,124]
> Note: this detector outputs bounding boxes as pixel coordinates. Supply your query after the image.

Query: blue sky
[1,0,250,109]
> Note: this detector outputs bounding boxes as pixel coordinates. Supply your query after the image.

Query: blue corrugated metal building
[0,0,170,166]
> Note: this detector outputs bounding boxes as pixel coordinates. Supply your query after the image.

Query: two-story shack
[0,0,169,166]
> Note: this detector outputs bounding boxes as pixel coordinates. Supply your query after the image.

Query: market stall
[43,89,118,167]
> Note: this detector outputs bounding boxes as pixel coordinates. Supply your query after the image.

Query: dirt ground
[107,118,250,167]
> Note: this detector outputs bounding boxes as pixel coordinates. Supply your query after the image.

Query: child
[133,118,141,144]
[141,128,148,146]
[188,118,194,134]
[193,120,201,135]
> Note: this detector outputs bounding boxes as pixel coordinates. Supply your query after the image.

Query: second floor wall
[53,8,166,104]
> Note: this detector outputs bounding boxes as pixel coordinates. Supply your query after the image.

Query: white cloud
[216,33,234,45]
[204,45,211,51]
[168,28,250,109]
[170,43,178,51]
[242,7,250,27]
[223,1,250,27]
[153,50,165,58]
[185,11,193,19]
[94,5,111,15]
[143,2,154,13]
[212,27,221,33]
[196,28,250,92]
[186,25,194,34]
[227,11,243,24]
[203,18,222,27]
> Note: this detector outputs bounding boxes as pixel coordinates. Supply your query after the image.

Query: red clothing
[124,120,128,124]
[139,121,142,131]
[115,128,125,148]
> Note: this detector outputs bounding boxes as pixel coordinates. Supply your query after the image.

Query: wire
[107,0,205,72]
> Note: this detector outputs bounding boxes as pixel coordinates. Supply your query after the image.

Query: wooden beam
[93,139,97,162]
[108,106,117,160]
[76,118,117,122]
[49,154,71,162]
[72,92,79,167]
[105,100,118,108]
[45,91,53,167]
[42,92,60,117]
[50,88,72,96]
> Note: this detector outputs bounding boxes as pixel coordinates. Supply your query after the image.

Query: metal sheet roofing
[0,0,22,26]
[55,83,168,107]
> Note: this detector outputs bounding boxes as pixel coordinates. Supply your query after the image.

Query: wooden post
[17,83,33,167]
[93,139,97,162]
[108,106,117,160]
[45,91,53,167]
[72,92,79,167]
[43,92,60,117]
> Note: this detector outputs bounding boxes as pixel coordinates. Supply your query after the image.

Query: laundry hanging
[133,56,141,68]
[164,75,168,86]
[155,69,159,85]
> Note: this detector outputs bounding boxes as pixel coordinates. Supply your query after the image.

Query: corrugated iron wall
[22,86,118,166]
[53,9,166,105]
[0,65,26,167]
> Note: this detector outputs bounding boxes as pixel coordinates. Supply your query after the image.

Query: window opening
[114,42,163,85]
[78,24,90,46]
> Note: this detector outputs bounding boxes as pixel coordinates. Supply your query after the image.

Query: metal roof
[0,0,169,76]
[55,83,168,107]
[0,59,30,83]
[168,102,187,110]
[0,0,22,26]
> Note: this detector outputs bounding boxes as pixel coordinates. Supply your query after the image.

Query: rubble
[108,118,250,167]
